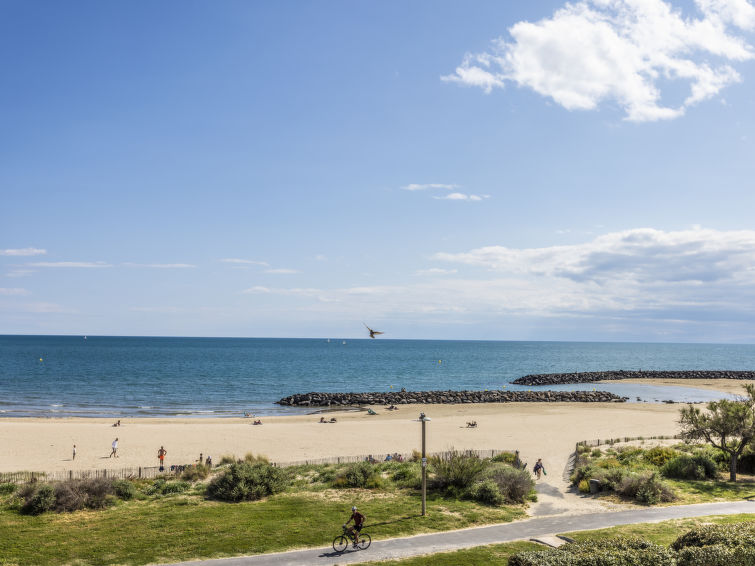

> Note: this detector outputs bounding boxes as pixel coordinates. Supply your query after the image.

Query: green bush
[21,484,55,515]
[591,467,625,491]
[676,544,755,566]
[206,462,289,502]
[53,478,116,512]
[616,446,644,464]
[390,463,421,489]
[643,446,679,467]
[491,452,516,465]
[468,479,503,506]
[112,479,135,500]
[617,472,675,504]
[218,454,236,465]
[590,448,603,458]
[509,537,676,566]
[570,464,594,486]
[429,451,487,490]
[0,483,16,495]
[578,479,590,493]
[181,464,210,482]
[343,462,374,488]
[486,465,534,504]
[162,481,190,494]
[671,522,755,550]
[661,454,718,480]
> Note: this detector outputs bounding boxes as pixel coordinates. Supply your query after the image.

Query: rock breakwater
[276,390,627,407]
[513,370,755,386]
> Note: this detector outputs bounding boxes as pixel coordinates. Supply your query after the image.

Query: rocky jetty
[513,370,755,386]
[276,389,627,407]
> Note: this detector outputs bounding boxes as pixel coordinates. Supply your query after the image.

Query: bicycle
[333,525,371,552]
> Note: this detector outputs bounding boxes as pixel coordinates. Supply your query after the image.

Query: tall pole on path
[419,412,430,516]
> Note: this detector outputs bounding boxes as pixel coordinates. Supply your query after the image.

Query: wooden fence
[0,448,517,483]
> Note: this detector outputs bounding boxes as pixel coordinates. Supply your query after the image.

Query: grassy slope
[364,513,755,565]
[0,491,524,566]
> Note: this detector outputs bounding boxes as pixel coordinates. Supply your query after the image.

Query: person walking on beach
[157,446,167,471]
[110,438,119,458]
[72,444,76,461]
[533,458,546,480]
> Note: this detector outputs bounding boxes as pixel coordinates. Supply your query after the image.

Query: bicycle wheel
[357,533,371,550]
[333,535,348,553]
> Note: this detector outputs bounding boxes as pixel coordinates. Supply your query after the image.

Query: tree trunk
[729,452,738,482]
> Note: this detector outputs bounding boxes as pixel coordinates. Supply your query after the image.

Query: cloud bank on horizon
[444,0,755,121]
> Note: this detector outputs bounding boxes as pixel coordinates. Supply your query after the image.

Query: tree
[679,385,755,481]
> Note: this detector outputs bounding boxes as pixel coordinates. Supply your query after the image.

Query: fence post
[69,470,73,480]
[139,467,142,478]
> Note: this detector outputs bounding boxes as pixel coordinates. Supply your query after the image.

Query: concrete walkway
[166,500,754,566]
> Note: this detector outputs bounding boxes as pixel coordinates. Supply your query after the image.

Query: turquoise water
[1,335,752,417]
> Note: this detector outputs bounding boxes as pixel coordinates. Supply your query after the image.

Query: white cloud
[444,0,755,121]
[0,287,30,296]
[219,258,270,266]
[265,268,299,274]
[434,192,489,201]
[402,183,459,191]
[415,268,459,275]
[242,286,319,296]
[123,263,197,269]
[28,261,111,268]
[0,247,46,256]
[5,269,34,278]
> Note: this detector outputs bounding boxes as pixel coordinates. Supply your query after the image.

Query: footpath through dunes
[276,389,628,407]
[513,370,755,386]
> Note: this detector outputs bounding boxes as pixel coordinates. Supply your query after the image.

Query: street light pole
[419,412,430,516]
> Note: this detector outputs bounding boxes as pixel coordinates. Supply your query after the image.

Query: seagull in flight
[363,323,384,339]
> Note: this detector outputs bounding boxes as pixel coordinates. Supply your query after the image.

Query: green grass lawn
[667,476,755,504]
[362,514,755,565]
[0,490,525,566]
[562,512,755,545]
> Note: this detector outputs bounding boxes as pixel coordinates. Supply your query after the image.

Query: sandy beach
[0,402,686,476]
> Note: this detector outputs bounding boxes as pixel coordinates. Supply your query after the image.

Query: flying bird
[363,323,384,339]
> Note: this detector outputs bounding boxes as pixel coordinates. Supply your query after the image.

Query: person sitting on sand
[367,408,377,415]
[329,417,337,423]
[319,417,327,423]
[112,419,121,427]
[253,419,262,425]
[466,421,477,428]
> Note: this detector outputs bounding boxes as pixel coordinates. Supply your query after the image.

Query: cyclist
[344,506,365,546]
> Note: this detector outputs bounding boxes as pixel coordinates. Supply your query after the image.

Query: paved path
[166,500,754,566]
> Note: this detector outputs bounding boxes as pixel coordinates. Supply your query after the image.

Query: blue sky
[2,0,755,342]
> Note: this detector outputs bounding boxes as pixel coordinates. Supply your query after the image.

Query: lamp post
[418,412,431,516]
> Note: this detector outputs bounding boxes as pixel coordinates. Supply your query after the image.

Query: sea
[1,335,754,418]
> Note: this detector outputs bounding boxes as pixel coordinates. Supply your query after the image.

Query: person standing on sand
[72,444,76,460]
[110,438,118,458]
[533,458,545,479]
[158,446,167,471]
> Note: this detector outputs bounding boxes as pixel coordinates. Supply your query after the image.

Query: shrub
[219,454,236,466]
[468,479,503,506]
[570,464,594,486]
[53,478,116,511]
[616,446,644,464]
[486,465,534,504]
[643,446,679,467]
[596,457,621,469]
[618,472,675,504]
[342,462,374,488]
[672,522,755,550]
[182,464,210,482]
[162,481,190,494]
[112,479,135,500]
[661,454,718,480]
[578,479,590,493]
[21,484,55,515]
[591,467,625,491]
[429,451,487,490]
[491,452,516,465]
[207,462,289,502]
[676,544,755,566]
[144,479,167,496]
[390,463,421,489]
[0,483,16,495]
[243,453,269,464]
[509,537,675,566]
